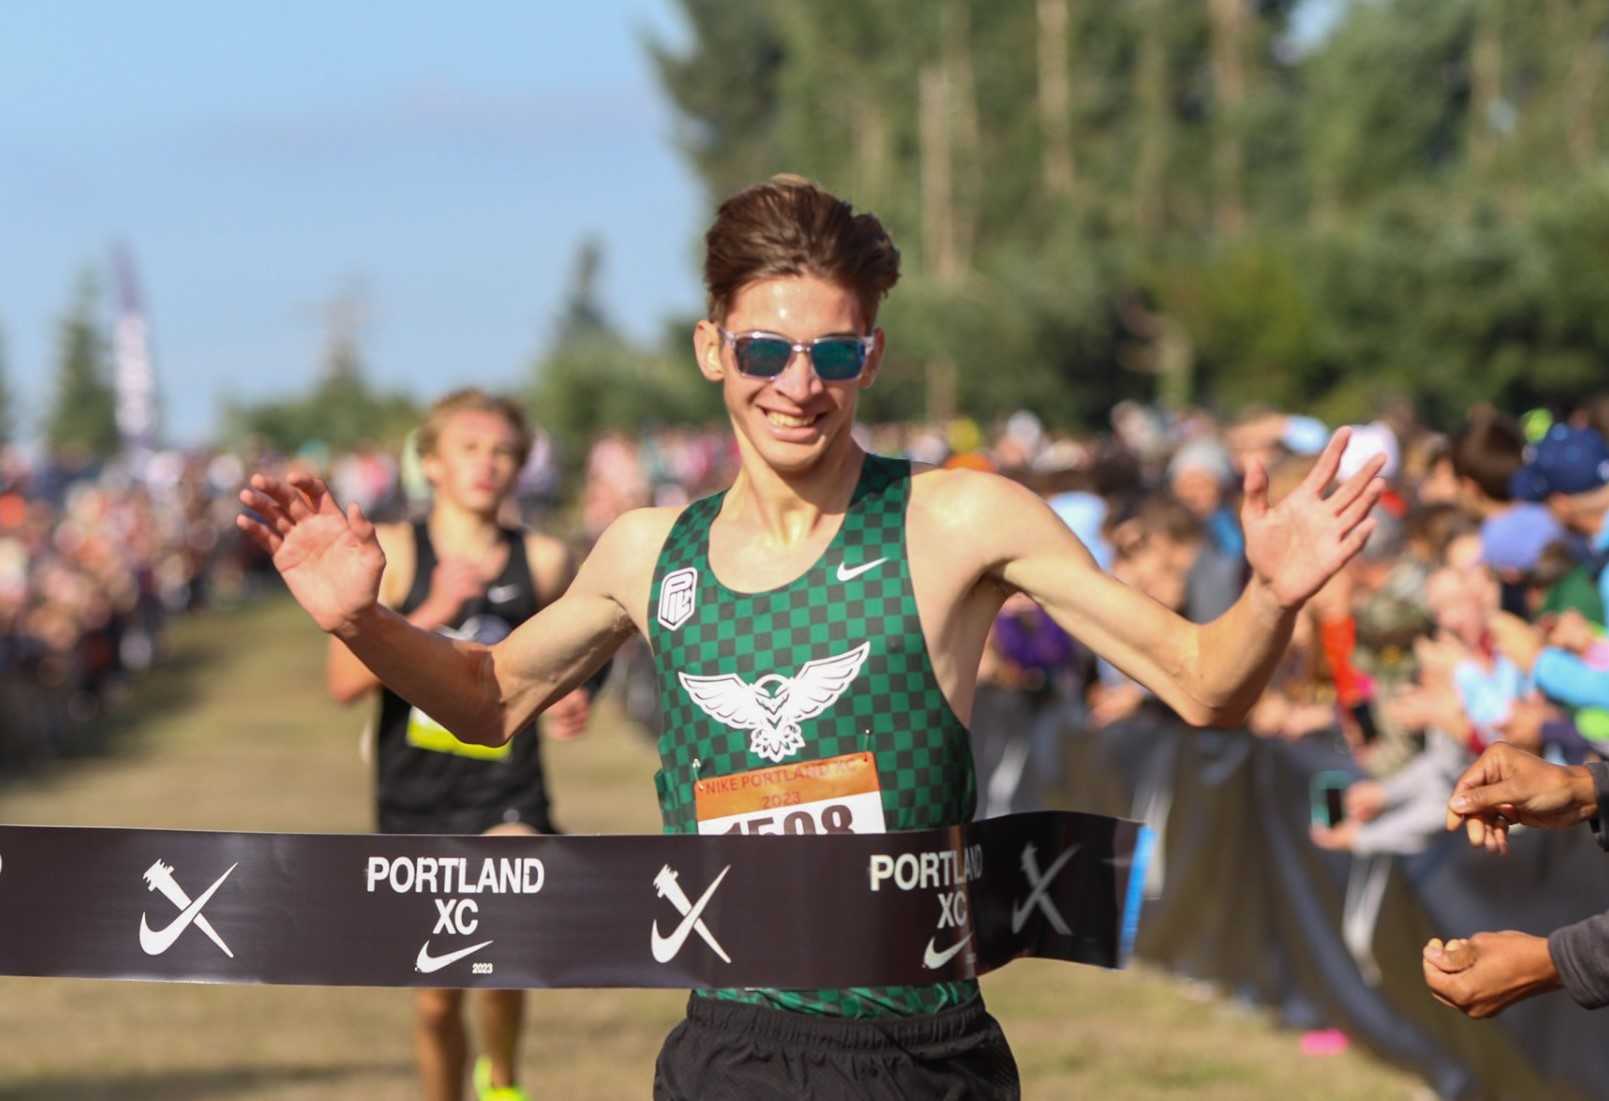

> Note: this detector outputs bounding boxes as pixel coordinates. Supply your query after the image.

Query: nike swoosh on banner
[922,933,973,971]
[139,863,238,957]
[650,866,731,964]
[1010,844,1081,935]
[835,557,888,583]
[415,939,495,974]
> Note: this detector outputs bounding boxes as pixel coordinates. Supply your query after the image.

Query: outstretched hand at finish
[236,473,385,636]
[1241,426,1386,610]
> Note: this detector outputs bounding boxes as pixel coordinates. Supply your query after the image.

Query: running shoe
[474,1056,529,1101]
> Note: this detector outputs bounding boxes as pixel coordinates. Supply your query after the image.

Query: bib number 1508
[724,803,855,835]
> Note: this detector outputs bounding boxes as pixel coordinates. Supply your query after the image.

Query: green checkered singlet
[648,454,979,1018]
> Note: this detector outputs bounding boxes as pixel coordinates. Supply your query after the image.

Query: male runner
[241,176,1384,1099]
[325,388,591,1101]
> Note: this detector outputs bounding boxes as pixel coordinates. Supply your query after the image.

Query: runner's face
[695,275,881,476]
[422,410,522,514]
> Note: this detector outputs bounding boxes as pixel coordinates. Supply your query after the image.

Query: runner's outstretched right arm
[239,474,649,747]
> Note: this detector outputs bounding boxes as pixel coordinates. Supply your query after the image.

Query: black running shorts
[653,993,1021,1100]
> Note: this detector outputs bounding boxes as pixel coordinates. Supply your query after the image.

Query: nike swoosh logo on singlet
[835,558,888,583]
[922,933,972,970]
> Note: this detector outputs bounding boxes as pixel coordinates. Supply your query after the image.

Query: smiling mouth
[765,411,820,429]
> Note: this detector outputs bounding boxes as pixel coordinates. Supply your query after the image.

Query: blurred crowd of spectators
[17,391,1609,856]
[0,436,434,767]
[0,446,273,763]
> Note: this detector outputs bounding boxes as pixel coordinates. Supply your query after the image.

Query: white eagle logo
[678,642,872,763]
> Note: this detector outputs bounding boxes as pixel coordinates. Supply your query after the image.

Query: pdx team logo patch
[139,859,237,958]
[679,642,871,763]
[657,567,698,631]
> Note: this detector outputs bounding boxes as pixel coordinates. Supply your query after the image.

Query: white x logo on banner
[1010,843,1078,936]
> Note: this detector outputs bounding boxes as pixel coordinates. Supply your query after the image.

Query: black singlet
[374,521,554,834]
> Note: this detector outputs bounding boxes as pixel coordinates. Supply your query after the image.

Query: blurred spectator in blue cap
[1510,425,1609,503]
[1510,421,1609,622]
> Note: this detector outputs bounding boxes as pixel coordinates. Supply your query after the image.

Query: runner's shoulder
[522,529,575,597]
[578,506,686,587]
[907,463,1042,534]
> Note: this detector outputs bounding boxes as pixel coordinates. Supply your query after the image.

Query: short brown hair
[703,174,901,326]
[1135,494,1204,545]
[1449,405,1525,503]
[417,388,533,467]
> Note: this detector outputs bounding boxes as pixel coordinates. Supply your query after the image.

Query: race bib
[405,707,511,761]
[694,751,887,836]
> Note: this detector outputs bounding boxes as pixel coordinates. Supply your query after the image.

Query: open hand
[237,474,384,635]
[1242,427,1386,610]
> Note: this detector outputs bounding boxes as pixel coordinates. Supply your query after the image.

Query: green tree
[554,237,613,348]
[529,241,721,478]
[221,314,416,453]
[646,1,787,207]
[647,1,1609,431]
[46,271,119,459]
[221,373,418,455]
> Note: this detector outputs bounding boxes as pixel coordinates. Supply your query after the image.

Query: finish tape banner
[0,811,1148,990]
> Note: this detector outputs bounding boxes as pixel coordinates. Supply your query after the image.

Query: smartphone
[1325,786,1345,827]
[1347,700,1380,745]
[1310,770,1351,828]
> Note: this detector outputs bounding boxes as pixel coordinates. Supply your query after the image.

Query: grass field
[0,598,1427,1099]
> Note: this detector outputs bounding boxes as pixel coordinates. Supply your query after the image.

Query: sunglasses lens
[735,336,792,377]
[811,339,866,381]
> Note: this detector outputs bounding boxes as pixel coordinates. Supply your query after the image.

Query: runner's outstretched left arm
[972,428,1383,727]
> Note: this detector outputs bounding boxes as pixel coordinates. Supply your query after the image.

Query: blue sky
[1,1,704,444]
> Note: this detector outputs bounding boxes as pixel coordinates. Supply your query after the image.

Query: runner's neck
[724,436,866,548]
[427,500,507,561]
